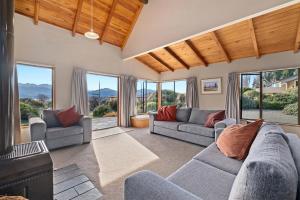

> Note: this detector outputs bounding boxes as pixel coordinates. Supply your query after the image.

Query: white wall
[123,0,295,59]
[15,14,159,109]
[160,51,300,134]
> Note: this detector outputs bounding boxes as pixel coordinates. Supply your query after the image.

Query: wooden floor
[53,164,102,200]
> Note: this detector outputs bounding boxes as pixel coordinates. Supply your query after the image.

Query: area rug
[92,127,134,140]
[53,164,102,200]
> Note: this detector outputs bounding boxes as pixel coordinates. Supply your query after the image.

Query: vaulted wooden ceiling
[136,3,300,73]
[15,0,143,48]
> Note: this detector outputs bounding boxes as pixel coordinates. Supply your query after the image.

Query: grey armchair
[29,110,92,150]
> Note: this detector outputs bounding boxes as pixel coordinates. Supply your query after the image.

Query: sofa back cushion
[229,124,298,200]
[156,105,177,121]
[176,108,192,122]
[42,110,61,128]
[188,109,220,125]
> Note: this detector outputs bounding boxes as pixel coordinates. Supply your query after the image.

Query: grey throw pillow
[229,126,298,200]
[176,108,192,122]
[42,110,61,128]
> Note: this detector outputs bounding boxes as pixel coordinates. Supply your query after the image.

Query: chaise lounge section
[125,123,300,200]
[149,108,236,146]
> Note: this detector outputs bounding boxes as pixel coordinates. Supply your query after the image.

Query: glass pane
[175,80,186,107]
[87,73,118,130]
[136,80,146,114]
[161,81,175,106]
[241,74,260,119]
[262,69,298,124]
[146,82,158,112]
[17,64,53,125]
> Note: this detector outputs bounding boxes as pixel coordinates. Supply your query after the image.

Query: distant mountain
[19,83,52,99]
[88,88,117,97]
[136,89,156,97]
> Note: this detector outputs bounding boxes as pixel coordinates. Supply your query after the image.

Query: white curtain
[186,77,199,108]
[71,67,89,115]
[225,72,240,122]
[120,75,137,127]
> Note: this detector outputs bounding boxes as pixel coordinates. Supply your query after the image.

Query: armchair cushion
[42,110,60,128]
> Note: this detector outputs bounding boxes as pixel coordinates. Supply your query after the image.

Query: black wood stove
[0,0,53,199]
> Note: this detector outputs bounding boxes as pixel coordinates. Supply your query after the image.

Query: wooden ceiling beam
[185,40,208,66]
[294,13,300,53]
[248,19,260,58]
[149,52,174,72]
[164,47,190,69]
[210,32,231,63]
[121,3,143,49]
[72,0,84,36]
[136,58,161,74]
[34,0,40,25]
[100,0,119,44]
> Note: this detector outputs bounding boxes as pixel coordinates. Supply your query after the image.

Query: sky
[86,73,118,91]
[17,64,52,85]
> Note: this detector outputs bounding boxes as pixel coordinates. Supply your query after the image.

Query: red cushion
[205,110,225,128]
[56,106,81,127]
[156,105,177,121]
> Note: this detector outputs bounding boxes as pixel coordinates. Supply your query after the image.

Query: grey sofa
[29,110,92,150]
[125,123,300,200]
[149,108,235,146]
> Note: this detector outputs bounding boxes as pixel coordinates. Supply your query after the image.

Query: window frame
[240,68,300,126]
[16,61,56,110]
[136,79,159,114]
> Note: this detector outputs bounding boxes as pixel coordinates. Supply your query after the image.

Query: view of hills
[19,83,156,99]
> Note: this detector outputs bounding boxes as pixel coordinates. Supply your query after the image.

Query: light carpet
[49,128,203,200]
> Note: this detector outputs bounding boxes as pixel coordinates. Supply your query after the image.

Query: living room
[1,0,300,200]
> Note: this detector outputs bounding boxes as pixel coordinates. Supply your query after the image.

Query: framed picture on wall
[201,78,222,94]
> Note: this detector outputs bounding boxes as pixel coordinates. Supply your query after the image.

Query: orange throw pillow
[56,106,81,127]
[205,110,225,128]
[156,105,177,121]
[216,120,263,160]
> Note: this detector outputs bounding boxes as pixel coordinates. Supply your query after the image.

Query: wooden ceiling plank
[121,3,143,49]
[248,19,260,58]
[294,13,300,53]
[185,40,208,66]
[210,32,231,63]
[136,58,161,74]
[100,0,119,44]
[164,47,190,69]
[148,52,174,72]
[34,0,40,25]
[72,0,84,36]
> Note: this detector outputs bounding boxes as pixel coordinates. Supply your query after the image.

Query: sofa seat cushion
[46,126,83,140]
[154,121,183,131]
[178,123,214,138]
[167,160,235,200]
[229,124,298,200]
[193,143,243,175]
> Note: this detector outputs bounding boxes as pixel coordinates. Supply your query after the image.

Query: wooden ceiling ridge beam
[210,32,231,63]
[185,40,208,67]
[164,47,190,70]
[72,0,84,36]
[121,3,144,50]
[248,19,260,58]
[148,52,174,72]
[100,0,119,44]
[34,0,40,25]
[294,12,300,53]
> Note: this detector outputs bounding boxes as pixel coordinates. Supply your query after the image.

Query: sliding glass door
[17,63,54,126]
[87,73,119,130]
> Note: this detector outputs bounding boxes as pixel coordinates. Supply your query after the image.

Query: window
[86,73,118,130]
[136,80,158,114]
[17,63,54,125]
[161,80,186,107]
[240,68,299,125]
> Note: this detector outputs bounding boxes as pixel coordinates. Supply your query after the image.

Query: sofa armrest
[214,118,236,141]
[79,116,92,143]
[124,170,202,200]
[148,112,157,133]
[29,117,47,142]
